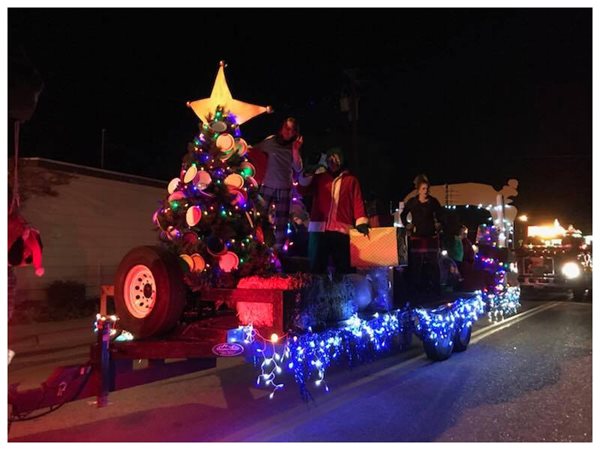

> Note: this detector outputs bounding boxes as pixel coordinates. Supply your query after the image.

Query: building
[11,158,166,303]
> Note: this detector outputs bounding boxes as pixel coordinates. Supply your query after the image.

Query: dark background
[8,8,592,233]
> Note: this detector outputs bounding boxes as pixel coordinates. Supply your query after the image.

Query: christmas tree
[152,62,277,289]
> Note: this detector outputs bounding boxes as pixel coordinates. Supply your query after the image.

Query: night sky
[8,8,592,233]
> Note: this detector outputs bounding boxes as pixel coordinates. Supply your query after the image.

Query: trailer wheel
[453,324,472,352]
[114,246,186,339]
[423,333,454,361]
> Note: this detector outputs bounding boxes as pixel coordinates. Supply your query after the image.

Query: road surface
[7,296,592,442]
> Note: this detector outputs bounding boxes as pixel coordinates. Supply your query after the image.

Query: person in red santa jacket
[299,147,369,274]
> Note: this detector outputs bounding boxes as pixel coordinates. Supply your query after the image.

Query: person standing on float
[251,117,303,251]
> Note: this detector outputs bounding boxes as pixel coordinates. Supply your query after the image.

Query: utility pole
[101,128,106,169]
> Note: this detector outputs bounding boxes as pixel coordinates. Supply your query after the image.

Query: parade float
[9,63,522,418]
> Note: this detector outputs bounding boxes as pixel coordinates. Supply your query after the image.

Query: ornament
[210,120,227,133]
[235,138,248,157]
[182,232,198,246]
[256,225,265,244]
[166,226,180,240]
[196,170,212,190]
[186,61,271,125]
[206,235,226,256]
[216,133,235,152]
[191,253,206,272]
[180,254,194,271]
[168,191,186,202]
[240,161,255,178]
[183,165,198,184]
[167,178,181,194]
[224,173,244,190]
[186,205,202,226]
[218,251,239,272]
[246,176,259,189]
[228,188,247,206]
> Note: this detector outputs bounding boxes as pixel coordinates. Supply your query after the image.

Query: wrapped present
[350,226,398,267]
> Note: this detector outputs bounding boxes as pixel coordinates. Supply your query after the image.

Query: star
[187,61,272,125]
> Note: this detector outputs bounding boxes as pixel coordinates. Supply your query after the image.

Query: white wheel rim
[123,264,157,319]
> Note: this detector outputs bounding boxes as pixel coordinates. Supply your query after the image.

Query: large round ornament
[216,133,235,152]
[196,170,212,190]
[182,232,198,246]
[206,236,226,256]
[168,191,186,202]
[235,138,248,157]
[167,178,181,194]
[210,121,228,133]
[191,253,206,272]
[180,254,194,271]
[218,251,239,273]
[186,205,202,226]
[183,165,198,184]
[240,161,255,178]
[224,173,245,190]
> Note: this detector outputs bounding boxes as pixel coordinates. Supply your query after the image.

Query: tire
[397,326,414,351]
[453,324,472,352]
[423,332,454,361]
[114,246,187,339]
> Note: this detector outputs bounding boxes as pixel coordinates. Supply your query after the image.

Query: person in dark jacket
[400,174,443,237]
[400,174,443,295]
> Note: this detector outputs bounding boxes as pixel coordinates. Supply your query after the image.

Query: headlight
[561,262,581,279]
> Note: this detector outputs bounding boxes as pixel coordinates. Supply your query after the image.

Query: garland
[239,289,521,400]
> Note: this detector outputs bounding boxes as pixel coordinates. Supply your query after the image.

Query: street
[8,296,592,442]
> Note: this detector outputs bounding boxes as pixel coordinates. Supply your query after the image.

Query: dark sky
[8,8,592,232]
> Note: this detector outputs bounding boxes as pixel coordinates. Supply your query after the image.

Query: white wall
[14,161,166,302]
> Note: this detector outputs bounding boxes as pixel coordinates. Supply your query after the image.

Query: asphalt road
[7,296,592,442]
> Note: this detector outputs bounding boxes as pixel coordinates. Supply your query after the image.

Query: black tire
[423,333,454,361]
[453,324,472,352]
[397,326,414,351]
[114,246,186,339]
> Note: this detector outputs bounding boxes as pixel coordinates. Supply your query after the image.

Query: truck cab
[516,220,592,300]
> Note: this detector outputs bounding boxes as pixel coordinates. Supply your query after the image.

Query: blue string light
[241,288,520,400]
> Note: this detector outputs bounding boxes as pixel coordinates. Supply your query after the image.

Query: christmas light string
[242,288,520,400]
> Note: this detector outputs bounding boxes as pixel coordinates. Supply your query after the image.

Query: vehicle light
[561,262,581,279]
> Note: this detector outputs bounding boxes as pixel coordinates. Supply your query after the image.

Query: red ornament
[256,225,265,244]
[183,232,198,246]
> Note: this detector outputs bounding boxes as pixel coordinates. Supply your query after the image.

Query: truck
[516,220,592,300]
